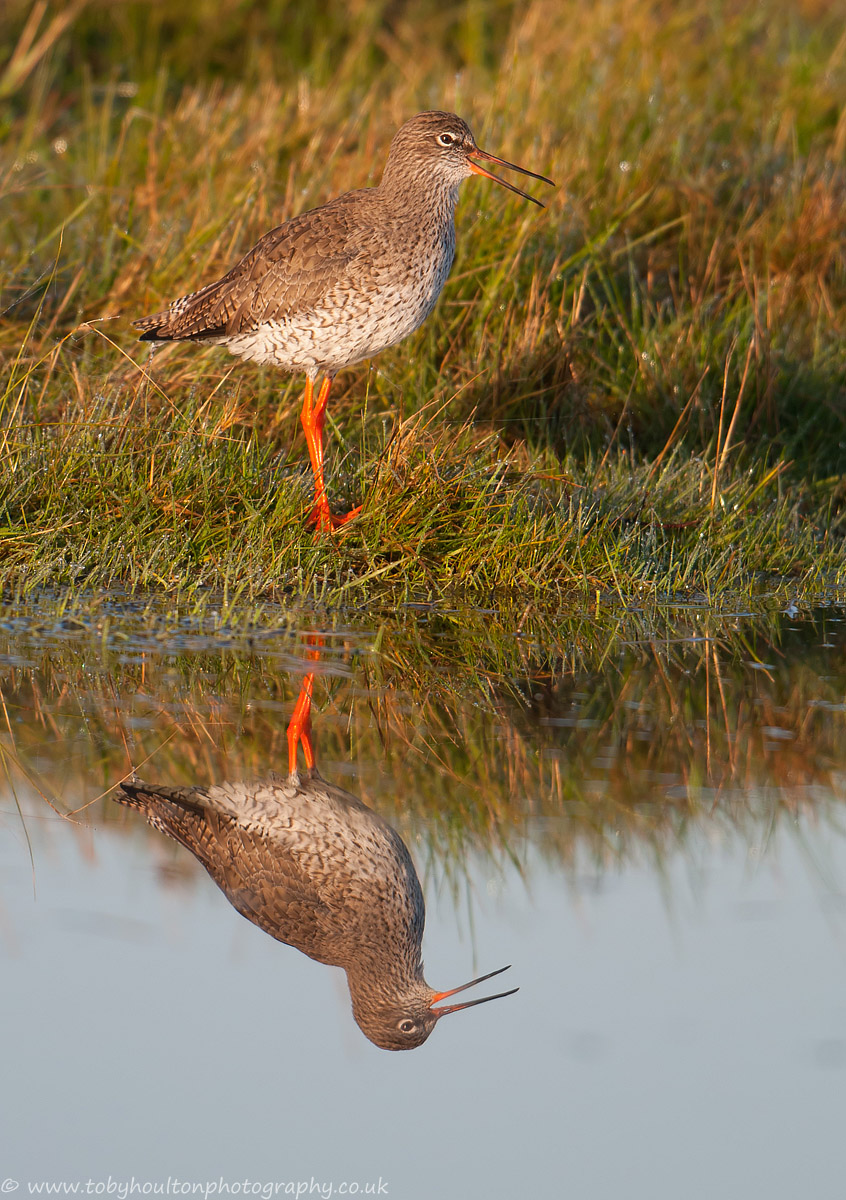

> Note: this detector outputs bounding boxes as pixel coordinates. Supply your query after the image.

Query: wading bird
[116,665,517,1049]
[134,111,553,531]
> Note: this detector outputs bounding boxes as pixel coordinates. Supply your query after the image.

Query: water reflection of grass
[2,1,846,600]
[1,602,844,876]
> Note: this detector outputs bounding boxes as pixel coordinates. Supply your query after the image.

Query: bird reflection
[115,655,517,1050]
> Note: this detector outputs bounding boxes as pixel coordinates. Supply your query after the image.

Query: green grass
[3,594,846,872]
[2,0,846,603]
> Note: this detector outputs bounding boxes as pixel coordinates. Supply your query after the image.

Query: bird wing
[134,191,375,341]
[200,808,339,953]
[116,779,349,963]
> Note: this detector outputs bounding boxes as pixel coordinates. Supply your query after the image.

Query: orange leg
[286,635,326,776]
[299,375,362,533]
[287,671,316,776]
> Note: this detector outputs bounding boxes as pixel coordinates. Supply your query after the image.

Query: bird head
[383,111,554,206]
[352,964,518,1051]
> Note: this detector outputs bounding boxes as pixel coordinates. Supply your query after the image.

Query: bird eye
[437,131,457,147]
[398,1019,416,1033]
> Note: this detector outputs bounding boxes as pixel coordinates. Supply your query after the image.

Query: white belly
[214,243,454,376]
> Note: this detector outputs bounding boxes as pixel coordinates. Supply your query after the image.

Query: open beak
[429,964,519,1017]
[468,147,555,208]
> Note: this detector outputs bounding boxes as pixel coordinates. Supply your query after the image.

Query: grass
[2,0,846,603]
[3,594,846,875]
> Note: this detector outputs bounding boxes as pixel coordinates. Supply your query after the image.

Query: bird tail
[114,779,212,859]
[134,310,176,341]
[116,778,205,815]
[113,779,148,812]
[133,273,235,341]
[133,297,212,341]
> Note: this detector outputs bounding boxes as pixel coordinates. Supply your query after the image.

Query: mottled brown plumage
[134,111,553,530]
[114,674,517,1050]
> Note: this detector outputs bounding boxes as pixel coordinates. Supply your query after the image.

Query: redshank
[115,672,517,1050]
[134,111,553,531]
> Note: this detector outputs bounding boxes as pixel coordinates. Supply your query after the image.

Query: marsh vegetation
[2,0,845,602]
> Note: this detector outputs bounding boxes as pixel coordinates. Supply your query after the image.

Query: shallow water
[2,596,846,1197]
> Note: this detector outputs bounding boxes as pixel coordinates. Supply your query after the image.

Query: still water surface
[2,597,845,1197]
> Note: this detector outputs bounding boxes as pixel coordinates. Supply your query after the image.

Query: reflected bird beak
[467,148,555,208]
[429,964,519,1017]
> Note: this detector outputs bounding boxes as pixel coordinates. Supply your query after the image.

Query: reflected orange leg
[287,671,316,775]
[286,636,325,776]
[299,375,362,534]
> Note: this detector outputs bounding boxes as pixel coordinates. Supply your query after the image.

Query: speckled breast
[218,224,456,374]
